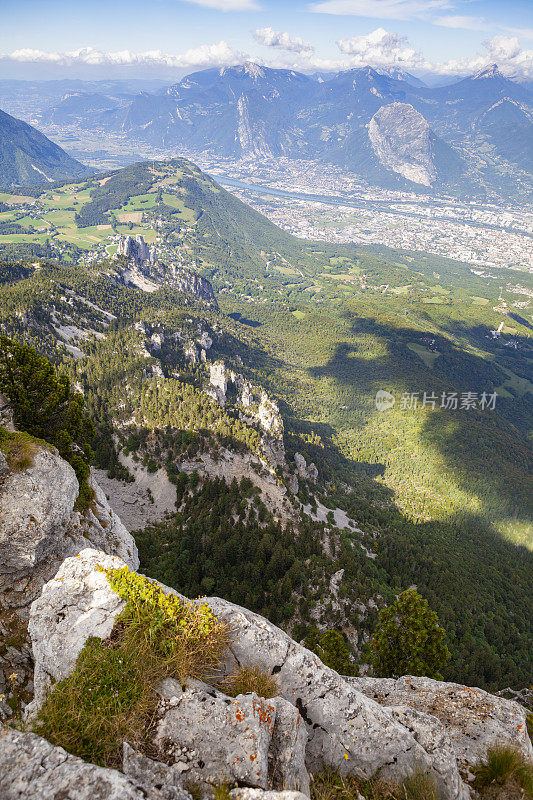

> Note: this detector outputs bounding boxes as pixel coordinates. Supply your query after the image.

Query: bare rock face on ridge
[27,549,477,800]
[0,727,182,800]
[0,447,139,615]
[0,726,309,800]
[368,103,437,187]
[347,675,533,769]
[0,445,139,717]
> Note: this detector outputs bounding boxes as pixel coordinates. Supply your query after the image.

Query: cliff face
[0,447,138,614]
[367,103,437,187]
[116,234,218,307]
[0,442,138,718]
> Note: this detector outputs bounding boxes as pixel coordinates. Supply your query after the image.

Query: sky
[1,0,532,82]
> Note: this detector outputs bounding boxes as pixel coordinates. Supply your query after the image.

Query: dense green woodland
[0,159,531,690]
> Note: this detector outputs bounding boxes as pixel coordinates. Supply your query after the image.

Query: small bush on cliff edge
[35,567,230,767]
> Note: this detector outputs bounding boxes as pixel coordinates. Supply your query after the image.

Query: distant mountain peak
[373,66,426,87]
[242,62,267,79]
[472,64,503,80]
[219,63,267,81]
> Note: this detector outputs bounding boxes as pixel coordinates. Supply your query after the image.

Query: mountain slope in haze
[111,63,317,158]
[475,97,533,173]
[0,108,92,187]
[42,91,123,126]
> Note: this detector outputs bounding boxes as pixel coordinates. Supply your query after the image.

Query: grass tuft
[213,786,232,800]
[473,746,533,798]
[0,428,46,472]
[34,566,230,766]
[221,664,280,699]
[311,768,438,800]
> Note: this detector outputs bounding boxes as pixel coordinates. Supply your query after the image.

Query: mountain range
[0,63,531,197]
[38,61,532,197]
[0,107,91,187]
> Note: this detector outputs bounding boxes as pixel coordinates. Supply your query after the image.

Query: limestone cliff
[0,443,138,718]
[18,548,532,800]
[368,103,437,187]
[116,234,218,307]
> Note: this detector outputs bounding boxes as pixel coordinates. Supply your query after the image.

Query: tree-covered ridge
[0,336,94,507]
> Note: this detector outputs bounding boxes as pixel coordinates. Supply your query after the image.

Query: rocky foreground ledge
[0,547,526,800]
[0,446,530,800]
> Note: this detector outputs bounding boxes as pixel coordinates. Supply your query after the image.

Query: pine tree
[305,629,358,676]
[0,336,94,506]
[370,588,450,680]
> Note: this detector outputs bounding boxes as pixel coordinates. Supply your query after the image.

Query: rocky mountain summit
[367,103,437,187]
[117,233,157,267]
[0,440,531,800]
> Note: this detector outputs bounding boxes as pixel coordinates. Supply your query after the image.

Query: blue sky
[1,0,532,81]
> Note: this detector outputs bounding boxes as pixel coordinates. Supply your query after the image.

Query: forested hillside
[0,158,531,690]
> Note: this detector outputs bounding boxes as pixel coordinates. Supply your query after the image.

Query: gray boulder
[387,706,468,799]
[27,549,129,714]
[155,679,309,793]
[348,675,533,768]
[0,447,138,615]
[0,727,160,800]
[269,697,310,794]
[122,743,192,800]
[156,678,275,788]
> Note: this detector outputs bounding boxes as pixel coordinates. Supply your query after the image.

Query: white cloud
[434,35,533,79]
[1,41,244,69]
[337,27,423,68]
[181,0,260,9]
[3,30,533,82]
[434,15,488,31]
[309,0,451,21]
[252,27,314,57]
[505,28,533,41]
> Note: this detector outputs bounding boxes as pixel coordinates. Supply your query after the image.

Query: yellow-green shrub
[35,567,230,766]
